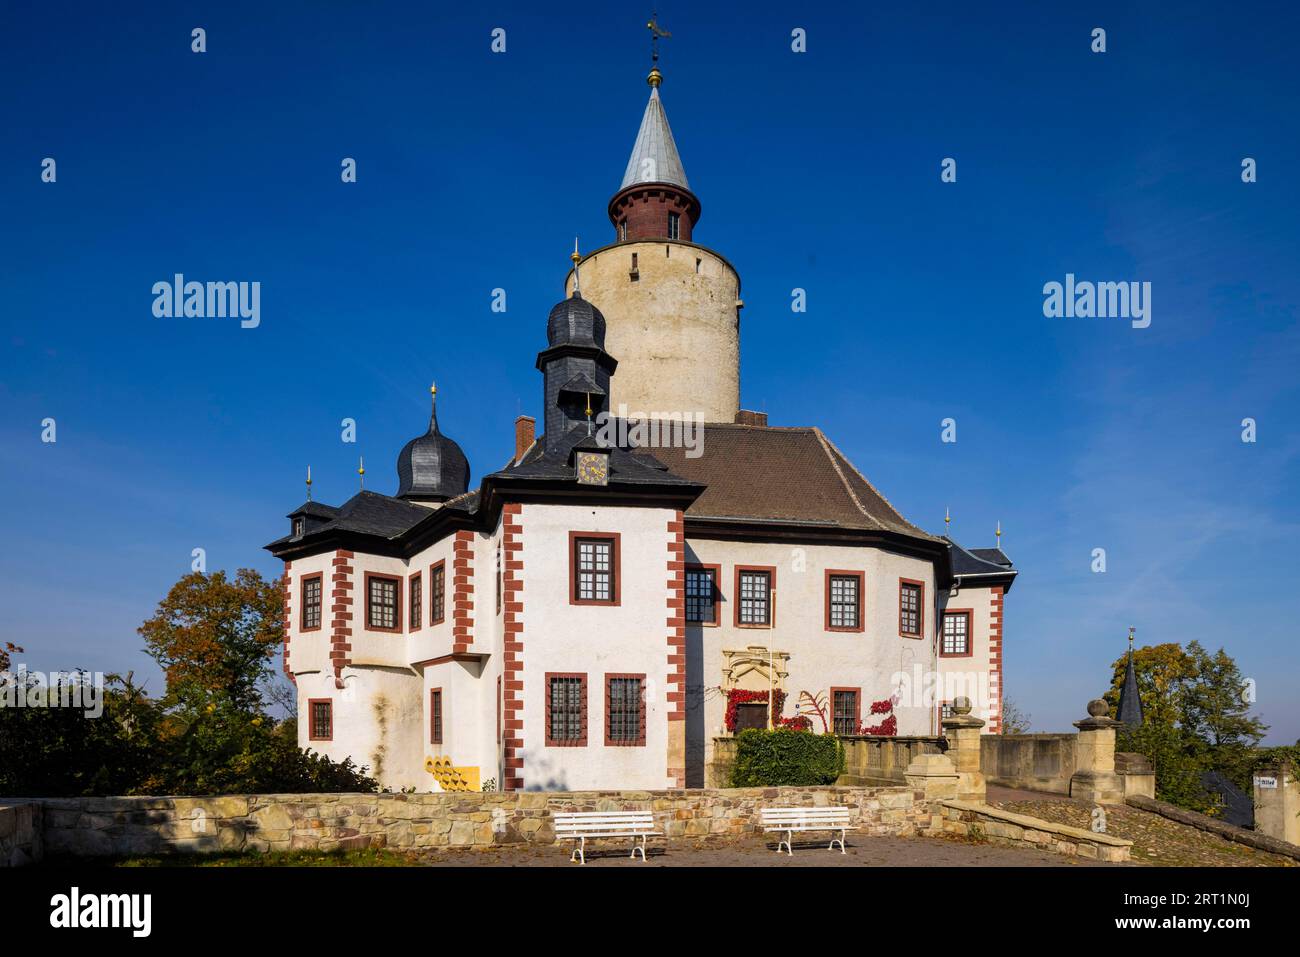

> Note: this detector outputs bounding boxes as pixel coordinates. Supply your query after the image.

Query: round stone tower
[565,67,741,424]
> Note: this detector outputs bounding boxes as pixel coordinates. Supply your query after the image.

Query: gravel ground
[415,831,1110,867]
[986,787,1296,867]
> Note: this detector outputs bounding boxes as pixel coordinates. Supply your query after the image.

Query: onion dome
[547,293,607,349]
[396,384,470,503]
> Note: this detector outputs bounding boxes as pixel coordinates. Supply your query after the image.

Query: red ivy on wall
[859,696,898,736]
[723,688,811,731]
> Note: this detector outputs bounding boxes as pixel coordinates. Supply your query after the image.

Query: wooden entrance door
[734,703,768,732]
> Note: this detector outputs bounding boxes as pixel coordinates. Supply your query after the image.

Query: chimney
[734,409,768,427]
[514,415,536,462]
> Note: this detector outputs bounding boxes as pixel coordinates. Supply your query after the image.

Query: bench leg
[828,829,846,854]
[631,834,647,862]
[777,829,793,856]
[570,836,586,865]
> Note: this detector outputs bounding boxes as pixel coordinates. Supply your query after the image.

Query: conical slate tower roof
[620,83,689,191]
[1117,643,1144,728]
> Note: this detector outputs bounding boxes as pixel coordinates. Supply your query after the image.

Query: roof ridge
[813,428,931,537]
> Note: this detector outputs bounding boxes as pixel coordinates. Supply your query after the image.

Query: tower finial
[995,520,1002,548]
[306,464,312,501]
[646,11,670,86]
[1128,626,1135,648]
[571,238,581,295]
[944,505,950,533]
[358,455,365,490]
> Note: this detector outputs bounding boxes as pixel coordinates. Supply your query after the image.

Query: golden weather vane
[647,11,671,65]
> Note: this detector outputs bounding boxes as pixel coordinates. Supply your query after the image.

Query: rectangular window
[430,561,445,624]
[826,571,863,631]
[496,545,503,616]
[605,674,646,746]
[546,673,587,746]
[366,574,401,631]
[832,689,860,736]
[668,212,680,239]
[942,611,971,656]
[430,689,443,745]
[300,574,322,631]
[940,701,956,721]
[899,579,924,637]
[571,533,619,605]
[308,699,332,741]
[409,573,422,631]
[736,567,774,626]
[685,565,719,624]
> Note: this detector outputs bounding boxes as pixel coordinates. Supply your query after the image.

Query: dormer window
[292,518,304,537]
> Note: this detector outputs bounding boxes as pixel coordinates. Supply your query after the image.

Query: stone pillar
[1070,699,1124,805]
[1252,761,1300,845]
[905,753,959,800]
[941,697,986,802]
[1115,751,1156,800]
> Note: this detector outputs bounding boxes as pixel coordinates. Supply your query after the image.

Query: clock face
[576,451,609,486]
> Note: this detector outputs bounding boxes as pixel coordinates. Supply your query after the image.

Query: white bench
[761,806,856,855]
[554,811,662,864]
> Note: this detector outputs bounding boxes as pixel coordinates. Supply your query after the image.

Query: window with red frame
[300,575,321,630]
[573,538,615,603]
[942,612,970,655]
[685,567,717,623]
[832,689,859,736]
[367,576,399,630]
[409,573,422,630]
[899,581,922,636]
[430,562,445,624]
[430,689,443,745]
[309,700,332,741]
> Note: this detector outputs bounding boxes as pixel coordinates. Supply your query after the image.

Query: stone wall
[22,785,934,858]
[0,803,43,866]
[938,800,1132,862]
[840,736,945,785]
[981,733,1077,794]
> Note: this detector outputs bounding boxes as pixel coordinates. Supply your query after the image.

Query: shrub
[729,728,844,787]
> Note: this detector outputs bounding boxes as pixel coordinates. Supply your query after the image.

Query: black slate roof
[1199,771,1254,829]
[494,424,702,489]
[946,537,1017,578]
[266,490,443,549]
[970,547,1013,567]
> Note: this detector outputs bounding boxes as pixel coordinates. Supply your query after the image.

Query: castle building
[266,66,1016,792]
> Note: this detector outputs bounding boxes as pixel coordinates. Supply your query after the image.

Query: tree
[999,697,1031,734]
[1103,642,1196,728]
[139,568,282,712]
[1180,641,1267,790]
[0,642,24,672]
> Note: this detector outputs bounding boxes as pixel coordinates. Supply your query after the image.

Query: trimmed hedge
[729,728,845,787]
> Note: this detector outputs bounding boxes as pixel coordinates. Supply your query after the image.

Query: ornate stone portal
[720,646,790,693]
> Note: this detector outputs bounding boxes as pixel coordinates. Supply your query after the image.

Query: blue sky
[2,1,1297,742]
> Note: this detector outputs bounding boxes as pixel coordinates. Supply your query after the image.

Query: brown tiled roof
[646,424,941,542]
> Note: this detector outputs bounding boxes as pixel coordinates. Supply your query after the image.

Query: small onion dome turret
[396,384,470,503]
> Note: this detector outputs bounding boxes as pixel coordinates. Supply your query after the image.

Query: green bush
[729,728,844,787]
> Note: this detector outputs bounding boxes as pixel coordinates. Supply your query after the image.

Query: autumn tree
[139,568,283,713]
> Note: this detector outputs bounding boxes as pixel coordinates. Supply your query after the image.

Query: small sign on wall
[1254,776,1278,790]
